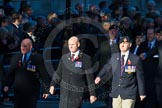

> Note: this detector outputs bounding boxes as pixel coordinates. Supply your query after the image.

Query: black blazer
[98,52,145,99]
[6,53,50,95]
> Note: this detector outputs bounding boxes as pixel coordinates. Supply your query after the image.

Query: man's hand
[90,96,97,103]
[42,94,49,99]
[140,53,147,60]
[49,86,55,95]
[95,77,101,84]
[4,86,9,92]
[140,95,146,101]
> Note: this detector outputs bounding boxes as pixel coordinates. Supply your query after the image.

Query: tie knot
[148,42,152,49]
[71,54,75,61]
[72,54,75,57]
[121,55,125,59]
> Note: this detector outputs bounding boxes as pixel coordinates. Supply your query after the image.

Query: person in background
[23,21,38,51]
[137,27,158,108]
[155,29,162,41]
[131,32,146,55]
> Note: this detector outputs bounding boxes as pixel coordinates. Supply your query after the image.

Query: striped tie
[120,55,125,76]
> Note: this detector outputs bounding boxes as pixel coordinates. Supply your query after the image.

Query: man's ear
[77,42,80,47]
[129,43,132,48]
[30,45,33,50]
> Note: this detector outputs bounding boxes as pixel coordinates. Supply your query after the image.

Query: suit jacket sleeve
[85,55,96,96]
[36,54,51,94]
[5,54,19,86]
[136,57,146,95]
[97,58,112,79]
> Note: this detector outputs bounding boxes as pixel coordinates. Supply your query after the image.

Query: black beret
[119,36,132,43]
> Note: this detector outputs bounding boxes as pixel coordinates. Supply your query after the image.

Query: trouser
[112,95,136,108]
[14,93,37,108]
[155,83,162,108]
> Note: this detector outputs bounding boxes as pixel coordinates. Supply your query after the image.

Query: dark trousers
[155,83,162,108]
[14,93,37,108]
[143,82,157,108]
[104,96,112,108]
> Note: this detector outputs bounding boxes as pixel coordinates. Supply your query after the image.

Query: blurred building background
[0,0,161,17]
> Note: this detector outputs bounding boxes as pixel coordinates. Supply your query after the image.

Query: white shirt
[121,51,129,65]
[71,50,79,59]
[27,33,36,42]
[133,46,139,55]
[110,39,117,45]
[148,39,156,49]
[13,23,19,28]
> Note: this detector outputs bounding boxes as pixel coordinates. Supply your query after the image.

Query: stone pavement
[0,99,107,108]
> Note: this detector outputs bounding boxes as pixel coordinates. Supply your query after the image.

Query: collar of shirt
[110,39,117,45]
[148,39,156,49]
[133,45,139,55]
[121,50,129,65]
[13,23,19,28]
[27,33,36,42]
[22,51,31,62]
[71,50,80,59]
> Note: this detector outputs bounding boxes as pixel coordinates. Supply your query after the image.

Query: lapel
[116,53,120,66]
[21,54,23,62]
[11,23,18,29]
[22,53,32,64]
[152,39,157,49]
[125,52,133,66]
[67,51,83,62]
[113,53,120,77]
[125,53,130,66]
[67,52,73,62]
[145,41,149,50]
[146,39,157,50]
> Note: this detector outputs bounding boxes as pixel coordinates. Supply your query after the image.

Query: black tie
[120,55,125,76]
[23,55,26,66]
[148,42,152,50]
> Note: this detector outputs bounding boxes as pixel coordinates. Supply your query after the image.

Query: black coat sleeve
[35,54,51,94]
[84,56,96,96]
[50,58,62,86]
[5,54,19,86]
